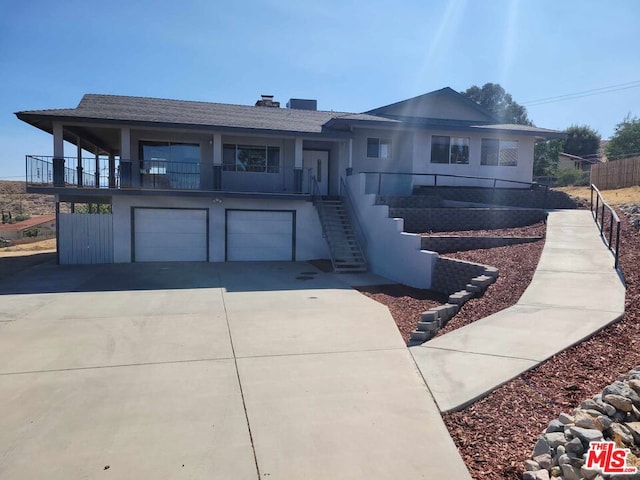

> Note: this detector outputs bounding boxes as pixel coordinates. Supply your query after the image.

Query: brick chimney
[255,94,280,108]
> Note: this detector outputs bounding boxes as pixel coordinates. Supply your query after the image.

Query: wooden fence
[590,156,640,190]
[59,213,113,264]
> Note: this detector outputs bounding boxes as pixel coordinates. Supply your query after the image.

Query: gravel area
[443,210,640,480]
[421,221,547,238]
[435,238,545,337]
[355,225,546,343]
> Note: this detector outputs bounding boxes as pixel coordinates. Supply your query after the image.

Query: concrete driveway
[0,261,470,479]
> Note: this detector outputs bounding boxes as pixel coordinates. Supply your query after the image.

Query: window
[481,139,518,166]
[140,141,200,165]
[367,138,392,158]
[430,136,469,164]
[223,144,280,173]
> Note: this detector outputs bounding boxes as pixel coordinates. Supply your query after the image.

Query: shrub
[555,168,587,186]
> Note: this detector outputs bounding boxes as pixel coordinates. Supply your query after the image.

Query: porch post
[52,122,65,186]
[346,139,353,176]
[108,153,116,188]
[120,127,132,187]
[76,138,83,187]
[294,137,303,193]
[95,148,100,188]
[212,133,222,190]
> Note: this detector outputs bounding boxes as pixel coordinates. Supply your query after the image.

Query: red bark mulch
[443,212,640,480]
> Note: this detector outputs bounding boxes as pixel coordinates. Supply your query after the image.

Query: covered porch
[24,122,353,196]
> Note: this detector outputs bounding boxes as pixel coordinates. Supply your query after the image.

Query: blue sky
[1,0,639,179]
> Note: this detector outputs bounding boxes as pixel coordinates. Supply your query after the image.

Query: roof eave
[16,112,353,140]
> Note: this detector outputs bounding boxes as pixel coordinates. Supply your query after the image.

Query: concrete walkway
[0,261,471,479]
[411,210,626,413]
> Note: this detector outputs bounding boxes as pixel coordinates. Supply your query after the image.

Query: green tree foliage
[461,83,533,125]
[606,115,640,160]
[533,139,562,176]
[563,125,600,157]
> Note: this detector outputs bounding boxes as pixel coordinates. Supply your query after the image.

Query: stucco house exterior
[16,87,562,287]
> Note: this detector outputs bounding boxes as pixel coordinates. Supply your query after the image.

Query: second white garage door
[226,210,294,261]
[133,208,208,262]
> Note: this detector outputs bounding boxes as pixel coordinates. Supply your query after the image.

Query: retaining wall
[413,186,578,209]
[388,207,548,233]
[421,235,543,253]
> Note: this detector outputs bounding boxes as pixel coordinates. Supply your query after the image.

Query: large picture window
[481,139,518,166]
[223,144,280,173]
[367,138,392,158]
[139,141,200,189]
[430,136,469,164]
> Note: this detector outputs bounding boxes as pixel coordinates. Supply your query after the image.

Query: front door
[302,150,329,195]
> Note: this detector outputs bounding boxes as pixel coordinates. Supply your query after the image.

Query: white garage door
[133,208,208,262]
[226,210,294,261]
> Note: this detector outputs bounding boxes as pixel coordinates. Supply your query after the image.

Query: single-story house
[558,152,601,172]
[16,87,563,287]
[0,214,56,241]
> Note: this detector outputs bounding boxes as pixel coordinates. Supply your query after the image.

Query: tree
[461,83,533,125]
[533,139,562,177]
[563,125,600,158]
[606,115,640,160]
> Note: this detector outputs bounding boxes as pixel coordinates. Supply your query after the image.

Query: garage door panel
[226,211,293,261]
[134,208,208,262]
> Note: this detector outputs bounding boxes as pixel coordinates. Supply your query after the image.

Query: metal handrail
[590,184,621,269]
[310,176,327,239]
[340,176,368,250]
[363,171,549,207]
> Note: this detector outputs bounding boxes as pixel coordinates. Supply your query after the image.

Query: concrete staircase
[316,196,367,273]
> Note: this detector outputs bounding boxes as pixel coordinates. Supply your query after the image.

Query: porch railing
[590,184,621,269]
[26,155,202,190]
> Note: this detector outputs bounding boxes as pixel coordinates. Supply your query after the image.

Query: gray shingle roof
[17,94,354,134]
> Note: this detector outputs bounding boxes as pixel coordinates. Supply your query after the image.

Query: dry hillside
[0,181,56,217]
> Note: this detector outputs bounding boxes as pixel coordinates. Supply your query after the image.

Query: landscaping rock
[558,412,574,425]
[523,469,550,480]
[604,393,634,412]
[524,368,640,479]
[561,463,582,480]
[544,431,568,448]
[603,381,640,408]
[569,426,603,445]
[533,453,552,470]
[575,409,599,429]
[545,419,564,433]
[524,459,540,471]
[565,437,584,455]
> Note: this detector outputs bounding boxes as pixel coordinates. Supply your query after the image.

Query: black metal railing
[590,184,621,269]
[363,171,548,193]
[140,159,200,190]
[26,155,202,191]
[27,155,110,188]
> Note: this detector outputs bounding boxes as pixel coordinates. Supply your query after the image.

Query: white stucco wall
[111,195,329,263]
[346,174,437,289]
[350,128,414,195]
[412,131,536,188]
